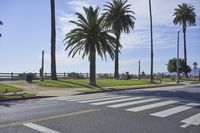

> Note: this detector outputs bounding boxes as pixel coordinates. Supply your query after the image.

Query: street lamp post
[176,31,180,84]
[199,70,200,81]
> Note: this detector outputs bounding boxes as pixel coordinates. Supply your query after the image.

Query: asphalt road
[0,84,200,133]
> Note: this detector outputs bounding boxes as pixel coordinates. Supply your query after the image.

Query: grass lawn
[0,83,36,101]
[0,83,22,93]
[0,93,36,101]
[37,79,165,88]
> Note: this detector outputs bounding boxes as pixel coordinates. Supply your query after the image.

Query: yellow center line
[0,108,99,128]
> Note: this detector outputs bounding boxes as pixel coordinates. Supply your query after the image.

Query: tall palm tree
[173,3,196,76]
[0,21,3,37]
[50,0,57,80]
[64,6,116,86]
[104,0,135,79]
[149,0,154,83]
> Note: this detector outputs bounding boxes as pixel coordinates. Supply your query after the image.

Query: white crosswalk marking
[23,123,60,133]
[56,94,110,101]
[78,96,130,103]
[151,103,200,117]
[126,100,178,112]
[91,97,144,105]
[180,113,200,128]
[66,95,115,101]
[107,98,159,108]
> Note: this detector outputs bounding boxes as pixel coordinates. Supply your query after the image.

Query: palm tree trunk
[114,34,120,79]
[183,30,188,77]
[90,49,96,86]
[149,0,154,83]
[50,0,57,80]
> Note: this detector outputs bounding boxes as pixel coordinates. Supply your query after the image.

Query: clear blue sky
[0,0,200,74]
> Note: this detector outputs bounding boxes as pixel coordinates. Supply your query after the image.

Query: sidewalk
[0,80,198,97]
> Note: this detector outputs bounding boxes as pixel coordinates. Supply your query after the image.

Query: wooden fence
[0,72,145,80]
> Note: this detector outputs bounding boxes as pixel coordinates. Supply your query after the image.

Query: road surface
[0,84,200,133]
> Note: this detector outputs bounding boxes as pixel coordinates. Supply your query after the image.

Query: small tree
[167,58,191,74]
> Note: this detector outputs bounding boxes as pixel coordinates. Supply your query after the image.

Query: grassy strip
[0,93,36,101]
[0,83,22,93]
[37,79,162,88]
[79,83,179,94]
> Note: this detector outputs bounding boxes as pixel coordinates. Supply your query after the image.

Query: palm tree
[50,0,57,80]
[64,6,116,86]
[149,0,154,83]
[104,0,135,79]
[0,21,3,37]
[173,3,196,76]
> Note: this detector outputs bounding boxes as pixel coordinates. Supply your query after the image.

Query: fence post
[11,72,13,80]
[45,73,47,79]
[64,72,66,79]
[23,72,26,80]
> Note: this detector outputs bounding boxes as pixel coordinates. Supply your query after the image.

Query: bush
[68,72,84,79]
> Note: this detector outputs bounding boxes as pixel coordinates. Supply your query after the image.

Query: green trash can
[26,73,33,82]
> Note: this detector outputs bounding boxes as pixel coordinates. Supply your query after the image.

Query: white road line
[91,97,144,105]
[54,94,110,101]
[180,113,200,128]
[23,123,60,133]
[107,98,159,108]
[78,96,130,103]
[151,103,200,117]
[68,95,116,101]
[126,100,178,112]
[45,93,109,100]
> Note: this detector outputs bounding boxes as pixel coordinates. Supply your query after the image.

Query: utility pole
[176,31,180,84]
[41,50,44,81]
[138,60,141,80]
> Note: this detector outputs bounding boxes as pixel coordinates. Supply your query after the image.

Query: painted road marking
[79,96,130,103]
[151,103,200,117]
[44,93,109,101]
[126,100,178,112]
[68,95,116,101]
[91,97,144,105]
[107,98,159,108]
[23,123,60,133]
[53,94,110,101]
[0,109,97,128]
[180,113,200,128]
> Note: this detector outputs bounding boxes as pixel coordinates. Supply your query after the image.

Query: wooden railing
[0,72,118,80]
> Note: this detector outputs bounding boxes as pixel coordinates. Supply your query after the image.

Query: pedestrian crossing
[48,93,200,128]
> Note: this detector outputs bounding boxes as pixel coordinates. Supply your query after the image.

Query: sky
[0,0,200,74]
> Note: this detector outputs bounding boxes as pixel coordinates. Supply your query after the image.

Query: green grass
[0,83,22,93]
[37,79,165,88]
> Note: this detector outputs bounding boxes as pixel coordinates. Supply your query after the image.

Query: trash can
[26,73,33,82]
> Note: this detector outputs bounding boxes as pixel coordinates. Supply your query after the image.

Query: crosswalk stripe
[55,94,110,101]
[180,113,200,128]
[151,103,200,117]
[23,123,60,133]
[68,95,116,101]
[78,96,130,103]
[126,100,178,112]
[91,97,144,105]
[107,98,159,108]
